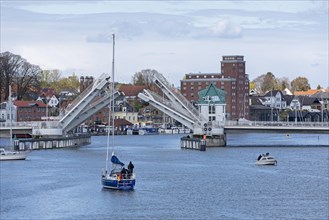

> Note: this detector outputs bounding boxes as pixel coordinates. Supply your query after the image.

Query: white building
[197,83,226,124]
[0,101,17,122]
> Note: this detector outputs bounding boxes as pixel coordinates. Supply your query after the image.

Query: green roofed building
[197,83,226,124]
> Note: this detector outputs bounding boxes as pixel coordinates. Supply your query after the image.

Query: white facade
[0,102,17,122]
[199,103,226,124]
[48,95,59,107]
[264,91,287,109]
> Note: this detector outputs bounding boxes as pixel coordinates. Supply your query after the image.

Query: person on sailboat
[128,161,134,174]
[121,167,128,179]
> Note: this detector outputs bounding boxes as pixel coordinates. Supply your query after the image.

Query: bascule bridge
[31,73,124,137]
[138,72,227,147]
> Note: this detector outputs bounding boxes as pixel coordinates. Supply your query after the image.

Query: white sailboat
[101,34,136,190]
[0,148,27,161]
[0,86,29,161]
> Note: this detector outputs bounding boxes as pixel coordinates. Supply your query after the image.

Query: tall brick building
[180,55,249,120]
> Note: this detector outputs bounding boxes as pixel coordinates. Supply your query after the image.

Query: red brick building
[14,101,48,122]
[180,55,249,120]
[79,76,94,92]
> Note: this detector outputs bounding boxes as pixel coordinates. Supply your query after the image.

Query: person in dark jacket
[257,154,262,161]
[128,161,134,174]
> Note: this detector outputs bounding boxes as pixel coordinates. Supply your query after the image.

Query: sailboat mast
[9,85,12,147]
[105,34,116,172]
[111,34,115,153]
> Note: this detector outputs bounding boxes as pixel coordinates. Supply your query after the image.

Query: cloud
[208,19,242,38]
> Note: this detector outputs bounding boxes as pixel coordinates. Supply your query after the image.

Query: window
[208,105,215,114]
[208,116,216,121]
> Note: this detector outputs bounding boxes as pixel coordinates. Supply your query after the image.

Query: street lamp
[320,92,324,123]
[45,99,49,122]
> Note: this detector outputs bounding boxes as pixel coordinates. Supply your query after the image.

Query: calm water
[1,133,328,220]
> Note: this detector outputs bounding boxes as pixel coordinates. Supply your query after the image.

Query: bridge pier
[181,133,226,151]
[181,137,206,151]
[15,135,91,151]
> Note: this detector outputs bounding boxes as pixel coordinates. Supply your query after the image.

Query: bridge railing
[145,89,194,118]
[225,120,329,127]
[153,72,205,122]
[0,121,61,129]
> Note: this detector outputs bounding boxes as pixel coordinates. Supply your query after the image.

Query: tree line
[0,51,79,102]
[250,72,319,94]
[1,51,321,103]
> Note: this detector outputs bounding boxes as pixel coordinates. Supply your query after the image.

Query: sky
[1,0,328,88]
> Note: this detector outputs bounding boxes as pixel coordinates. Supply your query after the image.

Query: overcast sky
[1,0,328,88]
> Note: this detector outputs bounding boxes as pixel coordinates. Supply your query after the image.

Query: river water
[1,133,328,220]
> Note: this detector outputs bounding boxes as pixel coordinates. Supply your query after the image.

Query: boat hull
[0,148,28,161]
[101,177,135,190]
[0,153,27,161]
[256,159,277,165]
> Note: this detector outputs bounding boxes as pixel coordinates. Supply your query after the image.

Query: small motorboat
[0,148,28,161]
[256,153,277,165]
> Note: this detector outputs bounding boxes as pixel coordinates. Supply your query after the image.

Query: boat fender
[208,128,212,131]
[203,128,207,131]
[203,123,207,127]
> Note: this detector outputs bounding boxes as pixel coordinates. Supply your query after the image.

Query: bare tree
[0,51,41,101]
[132,69,157,86]
[277,77,290,90]
[40,69,61,88]
[251,74,265,93]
